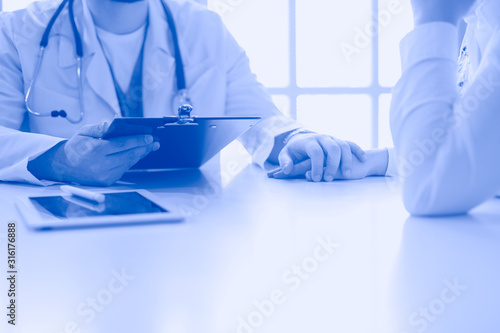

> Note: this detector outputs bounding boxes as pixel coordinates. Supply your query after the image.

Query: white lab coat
[0,0,298,185]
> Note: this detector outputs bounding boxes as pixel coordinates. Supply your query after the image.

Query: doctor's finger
[77,122,109,138]
[332,138,353,178]
[346,141,367,162]
[105,143,160,168]
[318,136,342,182]
[272,159,312,179]
[102,135,156,155]
[305,141,325,182]
[278,149,295,175]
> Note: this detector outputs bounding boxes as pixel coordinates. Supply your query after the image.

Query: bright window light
[1,0,412,149]
[210,0,414,148]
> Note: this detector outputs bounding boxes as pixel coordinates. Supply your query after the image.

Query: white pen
[60,185,106,203]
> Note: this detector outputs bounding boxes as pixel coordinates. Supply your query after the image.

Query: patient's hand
[411,0,477,26]
[277,133,366,182]
[28,122,160,186]
[271,149,389,181]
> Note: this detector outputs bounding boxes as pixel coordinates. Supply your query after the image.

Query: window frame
[0,0,388,148]
[266,0,391,149]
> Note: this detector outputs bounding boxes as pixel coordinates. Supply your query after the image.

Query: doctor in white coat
[0,0,390,186]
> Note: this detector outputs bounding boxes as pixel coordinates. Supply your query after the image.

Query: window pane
[379,94,394,148]
[296,0,372,88]
[297,95,372,149]
[209,0,290,88]
[378,0,414,87]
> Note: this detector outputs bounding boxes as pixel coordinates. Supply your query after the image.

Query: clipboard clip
[173,89,197,125]
[163,91,197,126]
[177,104,194,124]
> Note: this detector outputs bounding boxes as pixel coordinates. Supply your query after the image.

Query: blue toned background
[3,2,500,333]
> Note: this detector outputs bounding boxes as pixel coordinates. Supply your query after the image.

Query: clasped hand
[272,133,371,182]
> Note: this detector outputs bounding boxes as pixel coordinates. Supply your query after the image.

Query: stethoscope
[25,0,193,124]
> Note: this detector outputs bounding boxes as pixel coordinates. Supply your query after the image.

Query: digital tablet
[101,117,261,170]
[16,190,184,230]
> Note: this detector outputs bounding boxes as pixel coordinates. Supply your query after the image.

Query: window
[1,0,412,149]
[208,0,414,148]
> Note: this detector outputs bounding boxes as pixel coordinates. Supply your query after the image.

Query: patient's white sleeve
[391,22,500,215]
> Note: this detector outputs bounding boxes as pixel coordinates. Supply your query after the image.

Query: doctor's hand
[271,148,389,181]
[275,133,367,182]
[28,122,160,186]
[411,0,477,26]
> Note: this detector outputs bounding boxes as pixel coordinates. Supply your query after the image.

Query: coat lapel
[56,0,121,117]
[85,49,122,116]
[142,0,177,118]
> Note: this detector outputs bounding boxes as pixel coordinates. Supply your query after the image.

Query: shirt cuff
[0,156,51,186]
[385,147,398,177]
[0,139,65,186]
[239,115,301,168]
[400,22,459,73]
[252,124,301,168]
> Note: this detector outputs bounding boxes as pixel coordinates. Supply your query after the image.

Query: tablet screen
[29,192,167,220]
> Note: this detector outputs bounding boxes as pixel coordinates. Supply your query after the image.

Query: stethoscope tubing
[25,0,190,124]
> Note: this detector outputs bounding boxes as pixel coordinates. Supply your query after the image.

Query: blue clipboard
[102,116,261,169]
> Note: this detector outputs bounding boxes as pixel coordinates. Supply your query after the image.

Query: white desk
[1,158,499,333]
